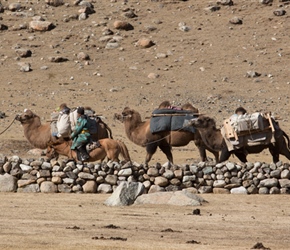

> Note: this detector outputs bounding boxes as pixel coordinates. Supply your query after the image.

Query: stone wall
[0,155,290,194]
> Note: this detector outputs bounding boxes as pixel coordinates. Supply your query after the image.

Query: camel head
[114,107,140,123]
[191,115,217,129]
[16,109,37,124]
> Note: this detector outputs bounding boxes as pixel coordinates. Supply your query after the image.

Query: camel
[46,138,131,163]
[190,115,290,163]
[114,105,219,166]
[16,109,113,150]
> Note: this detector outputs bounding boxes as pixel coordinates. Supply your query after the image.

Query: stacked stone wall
[0,155,289,194]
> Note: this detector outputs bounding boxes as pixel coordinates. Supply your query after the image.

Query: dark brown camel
[191,115,290,163]
[16,109,112,149]
[46,138,131,163]
[114,105,219,166]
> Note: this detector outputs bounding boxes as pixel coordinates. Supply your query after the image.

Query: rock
[154,176,169,187]
[104,181,144,206]
[213,188,230,194]
[58,184,72,193]
[259,178,278,188]
[230,186,248,194]
[217,0,233,5]
[148,184,165,193]
[48,56,69,62]
[229,17,243,25]
[40,181,57,193]
[148,73,160,79]
[0,24,8,30]
[18,62,31,72]
[136,38,155,48]
[45,0,64,7]
[273,9,286,16]
[113,20,134,31]
[82,180,97,193]
[29,21,55,31]
[17,183,40,193]
[0,173,17,192]
[259,0,273,4]
[97,183,112,193]
[204,6,220,12]
[122,10,137,18]
[8,3,21,11]
[246,71,261,78]
[17,179,36,188]
[135,189,207,206]
[105,175,118,185]
[77,52,90,61]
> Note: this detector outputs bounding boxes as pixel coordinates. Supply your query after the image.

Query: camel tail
[117,140,131,163]
[283,131,290,150]
[99,119,113,139]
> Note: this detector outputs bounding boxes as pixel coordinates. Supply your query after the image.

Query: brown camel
[114,105,219,166]
[191,115,290,163]
[46,138,131,163]
[16,109,112,149]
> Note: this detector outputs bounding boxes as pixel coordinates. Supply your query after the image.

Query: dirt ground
[1,1,290,249]
[1,0,290,164]
[0,193,289,250]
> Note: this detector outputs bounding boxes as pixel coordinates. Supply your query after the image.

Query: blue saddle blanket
[150,109,196,134]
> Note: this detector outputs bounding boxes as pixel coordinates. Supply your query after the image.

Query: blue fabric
[150,109,196,134]
[71,115,90,149]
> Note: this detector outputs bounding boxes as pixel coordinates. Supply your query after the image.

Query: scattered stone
[0,24,8,30]
[204,6,220,12]
[229,17,243,25]
[217,0,233,5]
[29,21,55,31]
[15,49,32,58]
[259,0,273,4]
[0,111,7,118]
[18,62,32,72]
[8,3,22,11]
[122,10,137,18]
[251,242,271,250]
[148,73,160,79]
[136,38,155,48]
[45,0,64,7]
[113,20,134,31]
[273,9,286,16]
[246,71,261,78]
[192,208,201,215]
[48,56,69,62]
[78,13,87,20]
[77,52,90,61]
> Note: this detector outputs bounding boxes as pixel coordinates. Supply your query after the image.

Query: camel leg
[219,147,232,163]
[159,144,173,164]
[145,143,158,166]
[197,146,207,162]
[233,151,248,163]
[278,139,290,161]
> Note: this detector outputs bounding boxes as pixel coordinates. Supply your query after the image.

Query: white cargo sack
[50,111,59,134]
[56,113,71,138]
[69,109,78,131]
[230,112,264,133]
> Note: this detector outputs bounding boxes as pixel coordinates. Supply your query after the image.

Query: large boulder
[104,181,145,206]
